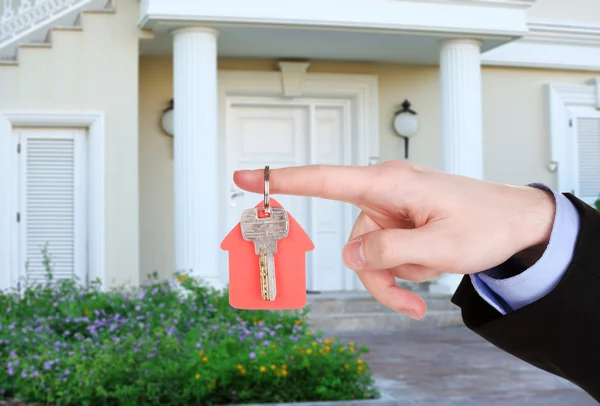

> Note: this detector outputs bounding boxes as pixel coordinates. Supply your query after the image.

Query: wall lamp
[161,98,174,136]
[393,99,419,159]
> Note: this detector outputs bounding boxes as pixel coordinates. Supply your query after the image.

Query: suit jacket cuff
[471,186,580,314]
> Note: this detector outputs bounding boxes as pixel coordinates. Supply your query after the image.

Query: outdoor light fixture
[393,99,419,159]
[161,98,174,136]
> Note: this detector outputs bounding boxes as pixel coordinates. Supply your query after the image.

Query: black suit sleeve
[451,194,600,401]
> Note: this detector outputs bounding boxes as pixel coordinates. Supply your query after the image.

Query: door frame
[217,71,379,289]
[0,111,106,291]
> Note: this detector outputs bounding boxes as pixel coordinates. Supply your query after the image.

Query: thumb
[342,227,435,271]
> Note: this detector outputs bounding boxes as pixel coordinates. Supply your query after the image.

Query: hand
[233,161,555,319]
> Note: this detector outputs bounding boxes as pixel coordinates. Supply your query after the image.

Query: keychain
[221,166,314,310]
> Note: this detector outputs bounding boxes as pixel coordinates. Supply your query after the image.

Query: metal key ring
[264,165,270,214]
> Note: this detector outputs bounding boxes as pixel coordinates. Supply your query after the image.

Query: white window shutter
[575,117,600,206]
[19,129,87,285]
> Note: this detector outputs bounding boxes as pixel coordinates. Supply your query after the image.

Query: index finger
[233,165,374,204]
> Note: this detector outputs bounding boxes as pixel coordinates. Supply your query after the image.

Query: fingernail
[343,239,367,269]
[406,310,422,320]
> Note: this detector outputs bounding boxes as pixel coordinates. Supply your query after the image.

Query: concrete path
[332,327,597,405]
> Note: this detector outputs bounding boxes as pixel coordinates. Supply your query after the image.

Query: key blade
[259,250,277,301]
[266,253,276,301]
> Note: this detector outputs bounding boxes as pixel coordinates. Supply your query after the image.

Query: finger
[389,264,441,283]
[343,227,435,270]
[347,211,382,242]
[346,213,426,319]
[234,165,375,204]
[355,267,427,319]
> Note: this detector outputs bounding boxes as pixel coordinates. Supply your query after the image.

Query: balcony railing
[0,0,92,51]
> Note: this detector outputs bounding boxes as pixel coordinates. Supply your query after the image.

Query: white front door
[225,98,360,292]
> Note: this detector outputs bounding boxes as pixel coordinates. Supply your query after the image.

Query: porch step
[306,291,463,331]
[307,291,458,313]
[309,309,463,332]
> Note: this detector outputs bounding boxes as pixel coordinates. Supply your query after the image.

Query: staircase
[307,289,463,332]
[0,0,112,62]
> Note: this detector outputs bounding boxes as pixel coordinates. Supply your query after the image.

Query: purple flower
[249,352,256,359]
[263,340,270,346]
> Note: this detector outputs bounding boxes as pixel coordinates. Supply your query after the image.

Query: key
[240,207,289,301]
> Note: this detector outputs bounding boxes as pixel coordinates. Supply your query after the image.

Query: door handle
[230,188,244,207]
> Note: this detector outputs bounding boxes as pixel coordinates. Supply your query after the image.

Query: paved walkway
[333,327,597,405]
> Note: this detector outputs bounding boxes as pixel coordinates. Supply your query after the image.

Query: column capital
[171,26,219,37]
[440,38,482,50]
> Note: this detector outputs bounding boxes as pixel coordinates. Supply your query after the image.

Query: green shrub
[595,198,600,211]
[0,267,378,405]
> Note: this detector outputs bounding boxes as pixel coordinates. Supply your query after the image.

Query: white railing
[0,0,92,49]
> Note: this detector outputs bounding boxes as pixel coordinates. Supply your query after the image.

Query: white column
[431,39,483,295]
[172,27,221,285]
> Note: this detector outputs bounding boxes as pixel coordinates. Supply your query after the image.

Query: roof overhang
[138,0,536,63]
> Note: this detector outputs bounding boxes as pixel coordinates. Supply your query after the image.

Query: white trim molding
[408,0,535,9]
[0,111,105,290]
[546,80,600,194]
[588,77,600,110]
[482,20,600,71]
[139,0,530,38]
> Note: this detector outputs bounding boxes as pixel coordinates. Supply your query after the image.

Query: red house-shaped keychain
[220,198,314,310]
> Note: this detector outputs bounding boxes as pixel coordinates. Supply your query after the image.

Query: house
[0,0,599,297]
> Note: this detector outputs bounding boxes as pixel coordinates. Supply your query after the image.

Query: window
[13,128,88,285]
[547,80,600,206]
[572,115,600,205]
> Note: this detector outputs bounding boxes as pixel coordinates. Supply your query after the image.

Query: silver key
[240,207,289,301]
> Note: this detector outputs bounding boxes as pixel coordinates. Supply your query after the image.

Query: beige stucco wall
[0,0,141,287]
[528,0,600,24]
[482,67,597,185]
[139,56,598,278]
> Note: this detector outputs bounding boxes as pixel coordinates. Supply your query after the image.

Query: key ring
[264,165,270,214]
